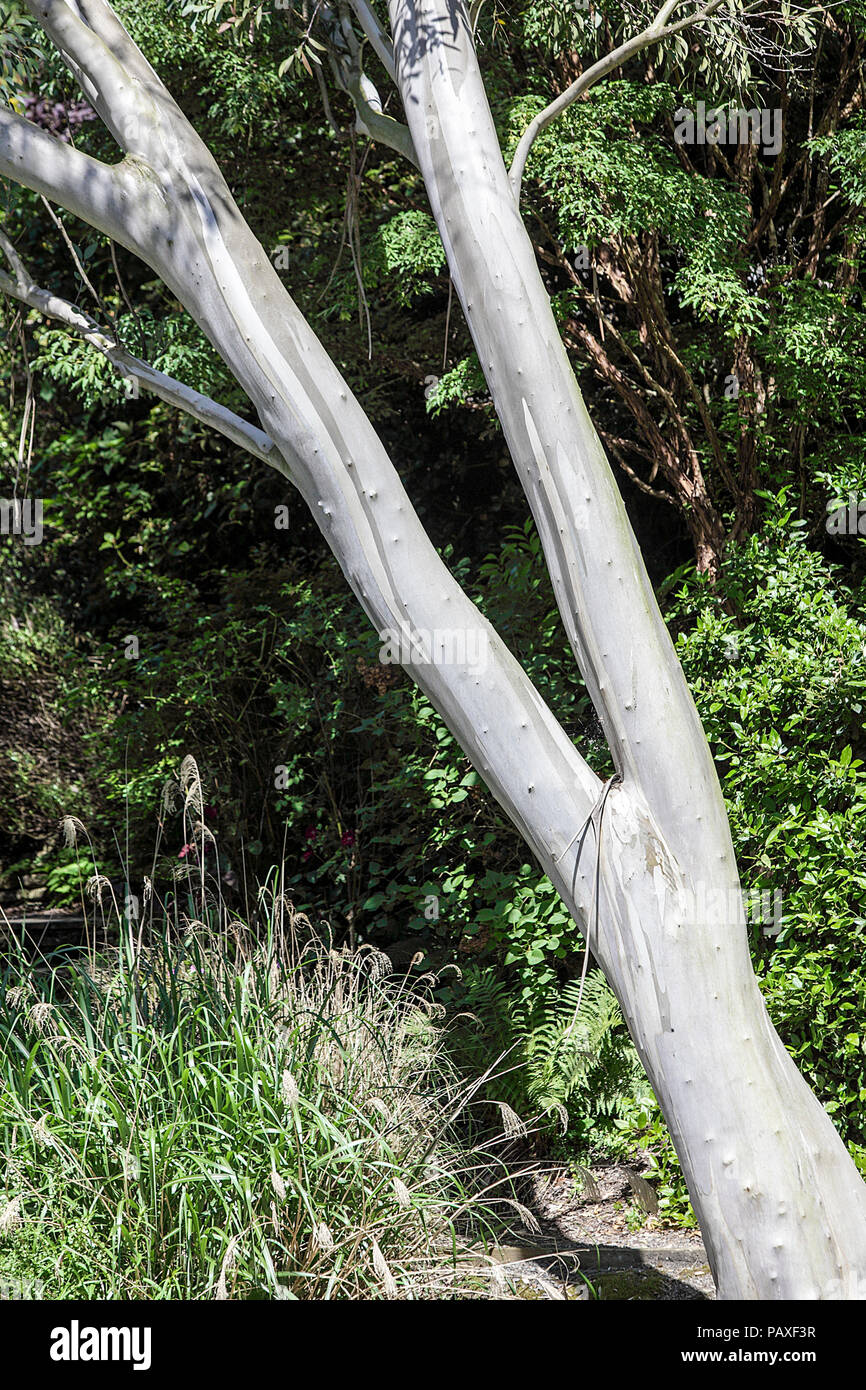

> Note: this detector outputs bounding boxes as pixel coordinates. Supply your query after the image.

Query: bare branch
[343,68,419,163]
[603,434,680,504]
[0,231,281,470]
[314,60,343,139]
[325,3,418,163]
[509,0,727,200]
[347,0,398,83]
[0,105,142,248]
[10,0,607,858]
[20,0,187,162]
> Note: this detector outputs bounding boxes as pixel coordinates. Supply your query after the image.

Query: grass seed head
[281,1069,300,1107]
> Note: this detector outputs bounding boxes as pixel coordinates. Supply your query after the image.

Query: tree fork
[1,0,865,1298]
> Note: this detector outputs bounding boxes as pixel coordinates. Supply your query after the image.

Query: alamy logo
[826,493,866,535]
[379,625,489,675]
[0,497,43,544]
[674,102,782,157]
[670,884,783,936]
[49,1320,151,1371]
[0,1276,43,1298]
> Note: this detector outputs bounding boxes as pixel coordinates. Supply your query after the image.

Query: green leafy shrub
[0,593,104,869]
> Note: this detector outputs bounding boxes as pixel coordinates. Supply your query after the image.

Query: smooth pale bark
[387,0,866,1298]
[2,0,865,1297]
[388,0,727,868]
[0,238,277,463]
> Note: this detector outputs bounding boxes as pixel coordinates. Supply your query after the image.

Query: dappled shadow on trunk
[391,0,465,99]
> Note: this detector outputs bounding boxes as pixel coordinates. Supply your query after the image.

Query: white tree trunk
[386,0,866,1298]
[1,0,865,1297]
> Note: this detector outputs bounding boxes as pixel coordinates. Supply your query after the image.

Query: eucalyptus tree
[1,0,865,1298]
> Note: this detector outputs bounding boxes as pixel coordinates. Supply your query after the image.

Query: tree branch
[0,231,280,469]
[10,0,609,866]
[342,67,419,163]
[508,0,726,200]
[20,0,187,162]
[347,0,398,84]
[602,434,679,505]
[0,105,142,248]
[326,3,418,164]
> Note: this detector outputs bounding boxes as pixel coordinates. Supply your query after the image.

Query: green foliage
[510,0,817,104]
[319,210,448,321]
[767,278,866,425]
[810,118,866,208]
[118,0,301,143]
[454,965,652,1137]
[50,522,605,945]
[0,597,103,857]
[32,309,236,411]
[368,211,447,307]
[0,2,44,105]
[425,354,490,417]
[637,1116,699,1228]
[521,79,759,339]
[42,850,99,906]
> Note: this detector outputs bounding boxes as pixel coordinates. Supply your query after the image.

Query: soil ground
[488,1163,715,1300]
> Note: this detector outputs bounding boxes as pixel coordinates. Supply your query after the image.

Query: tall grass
[0,898,524,1300]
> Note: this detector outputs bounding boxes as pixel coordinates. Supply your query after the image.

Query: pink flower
[341,830,356,848]
[301,849,313,863]
[178,843,195,859]
[304,827,318,844]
